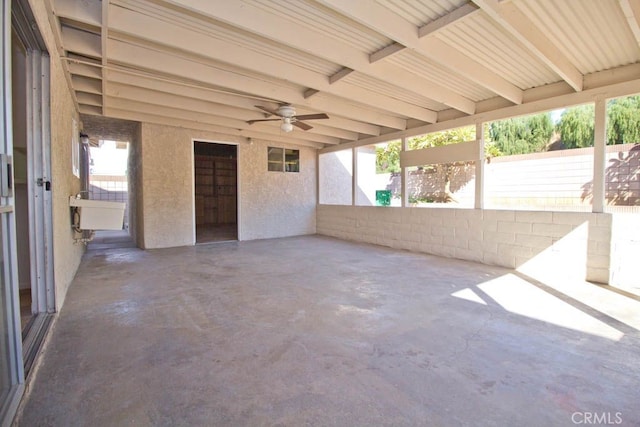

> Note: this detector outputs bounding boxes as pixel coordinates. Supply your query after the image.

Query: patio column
[475,122,485,210]
[592,98,607,213]
[401,137,408,207]
[352,146,357,206]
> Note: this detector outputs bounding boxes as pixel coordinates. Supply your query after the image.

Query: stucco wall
[139,123,316,248]
[317,205,613,284]
[240,140,316,240]
[319,150,352,205]
[139,123,196,248]
[30,0,84,310]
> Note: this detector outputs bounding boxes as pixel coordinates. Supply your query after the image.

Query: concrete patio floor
[16,236,640,426]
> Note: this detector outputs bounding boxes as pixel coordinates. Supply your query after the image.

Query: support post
[474,122,485,210]
[352,147,357,206]
[592,98,607,213]
[401,137,409,207]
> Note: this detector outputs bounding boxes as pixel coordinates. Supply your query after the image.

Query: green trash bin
[376,190,391,206]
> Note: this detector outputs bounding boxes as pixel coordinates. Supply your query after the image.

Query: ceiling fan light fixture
[281,117,293,132]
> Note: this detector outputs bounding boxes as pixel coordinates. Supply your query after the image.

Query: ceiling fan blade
[293,121,313,131]
[295,113,329,120]
[254,105,281,117]
[246,118,282,124]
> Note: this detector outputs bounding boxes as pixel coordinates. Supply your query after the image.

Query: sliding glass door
[0,213,23,420]
[0,0,25,424]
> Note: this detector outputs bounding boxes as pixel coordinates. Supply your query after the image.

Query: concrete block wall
[317,205,613,283]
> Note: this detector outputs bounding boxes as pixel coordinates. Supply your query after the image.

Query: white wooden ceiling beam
[369,43,406,64]
[101,0,108,116]
[421,38,523,105]
[107,69,381,136]
[76,91,102,107]
[71,75,102,94]
[303,89,320,99]
[107,39,406,130]
[317,0,523,105]
[79,104,103,115]
[107,84,265,121]
[105,96,341,146]
[61,25,101,58]
[54,0,101,27]
[418,3,479,38]
[161,0,474,115]
[108,5,433,122]
[104,108,325,149]
[619,0,640,46]
[106,83,359,140]
[329,68,354,84]
[44,0,81,112]
[472,0,583,92]
[320,72,640,154]
[67,61,102,79]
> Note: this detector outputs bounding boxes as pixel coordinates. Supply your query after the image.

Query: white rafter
[106,69,381,136]
[108,4,436,123]
[161,0,475,115]
[619,0,640,47]
[418,3,478,38]
[48,0,640,150]
[107,38,407,130]
[316,0,523,105]
[471,0,583,92]
[105,97,340,146]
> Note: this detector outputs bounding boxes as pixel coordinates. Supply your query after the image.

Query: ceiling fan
[246,104,329,132]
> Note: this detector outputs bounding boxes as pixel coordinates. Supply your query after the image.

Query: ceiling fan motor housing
[278,105,295,118]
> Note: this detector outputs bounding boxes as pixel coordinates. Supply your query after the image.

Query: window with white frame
[268,147,299,172]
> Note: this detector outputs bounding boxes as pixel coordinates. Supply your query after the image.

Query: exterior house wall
[240,140,316,240]
[30,0,84,310]
[317,205,612,284]
[139,123,316,248]
[319,150,352,205]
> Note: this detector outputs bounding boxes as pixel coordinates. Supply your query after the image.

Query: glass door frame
[0,0,26,423]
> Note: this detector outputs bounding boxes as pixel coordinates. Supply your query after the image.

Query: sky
[89,140,128,176]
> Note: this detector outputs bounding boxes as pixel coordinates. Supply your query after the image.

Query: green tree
[488,113,554,155]
[556,104,594,149]
[607,95,640,144]
[375,127,475,174]
[409,127,476,202]
[556,96,640,148]
[375,141,401,173]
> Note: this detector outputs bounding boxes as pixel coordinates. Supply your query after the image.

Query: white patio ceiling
[50,0,640,150]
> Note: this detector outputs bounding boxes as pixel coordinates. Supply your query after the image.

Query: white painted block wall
[317,205,613,283]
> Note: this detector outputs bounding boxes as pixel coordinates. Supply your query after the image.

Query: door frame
[12,0,54,379]
[12,0,54,317]
[25,47,54,315]
[191,139,240,243]
[0,0,25,423]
